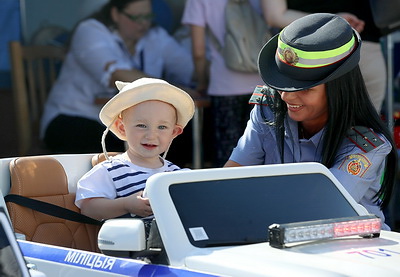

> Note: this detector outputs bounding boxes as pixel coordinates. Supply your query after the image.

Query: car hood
[184,230,400,277]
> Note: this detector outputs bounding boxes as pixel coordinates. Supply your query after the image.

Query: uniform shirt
[229,103,392,228]
[40,19,194,137]
[181,0,263,96]
[75,154,182,209]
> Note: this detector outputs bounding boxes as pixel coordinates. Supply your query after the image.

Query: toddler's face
[117,100,182,166]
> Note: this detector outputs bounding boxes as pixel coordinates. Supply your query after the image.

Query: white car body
[0,154,399,276]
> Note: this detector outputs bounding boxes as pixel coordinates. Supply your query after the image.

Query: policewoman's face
[279,84,328,130]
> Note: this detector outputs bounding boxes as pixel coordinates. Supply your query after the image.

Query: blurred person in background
[41,0,195,155]
[182,0,265,167]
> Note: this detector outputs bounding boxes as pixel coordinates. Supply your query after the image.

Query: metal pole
[192,106,203,169]
[386,33,394,130]
[19,0,27,44]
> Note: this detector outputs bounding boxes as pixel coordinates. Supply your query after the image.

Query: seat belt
[4,194,103,226]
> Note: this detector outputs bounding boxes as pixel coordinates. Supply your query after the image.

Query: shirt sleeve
[69,20,131,88]
[181,0,207,27]
[229,105,275,165]
[329,134,391,203]
[75,164,117,208]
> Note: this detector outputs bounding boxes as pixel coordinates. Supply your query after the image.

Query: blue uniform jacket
[230,102,392,229]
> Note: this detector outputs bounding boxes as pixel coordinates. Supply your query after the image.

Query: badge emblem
[347,160,361,176]
[339,154,371,177]
[282,47,299,65]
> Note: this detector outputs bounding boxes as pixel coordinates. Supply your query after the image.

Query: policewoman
[224,13,397,230]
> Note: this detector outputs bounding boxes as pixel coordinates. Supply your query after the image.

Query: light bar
[268,215,381,249]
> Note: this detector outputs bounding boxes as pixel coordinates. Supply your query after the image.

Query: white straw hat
[99,78,195,140]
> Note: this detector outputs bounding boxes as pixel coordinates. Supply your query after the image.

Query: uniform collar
[285,117,325,146]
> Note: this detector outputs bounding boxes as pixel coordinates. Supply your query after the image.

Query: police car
[0,154,400,276]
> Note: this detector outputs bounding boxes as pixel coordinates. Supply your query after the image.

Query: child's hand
[124,191,153,217]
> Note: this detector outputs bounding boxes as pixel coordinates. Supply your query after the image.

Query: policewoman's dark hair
[268,66,397,209]
[325,66,397,210]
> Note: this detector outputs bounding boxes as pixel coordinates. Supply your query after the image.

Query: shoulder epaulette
[249,85,273,105]
[347,126,384,153]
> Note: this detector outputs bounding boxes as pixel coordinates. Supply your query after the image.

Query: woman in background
[41,0,194,154]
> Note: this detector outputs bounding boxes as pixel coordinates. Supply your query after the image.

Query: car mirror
[98,218,146,258]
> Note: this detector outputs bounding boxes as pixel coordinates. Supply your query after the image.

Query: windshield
[169,173,359,248]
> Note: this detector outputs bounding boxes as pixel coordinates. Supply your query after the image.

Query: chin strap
[162,141,173,160]
[101,117,118,161]
[162,130,181,160]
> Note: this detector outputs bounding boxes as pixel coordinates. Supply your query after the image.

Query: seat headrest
[9,156,69,197]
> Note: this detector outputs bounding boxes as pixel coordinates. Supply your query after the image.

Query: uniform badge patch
[282,47,299,65]
[339,154,371,177]
[249,85,272,105]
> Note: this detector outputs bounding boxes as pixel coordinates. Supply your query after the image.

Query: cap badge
[282,47,299,65]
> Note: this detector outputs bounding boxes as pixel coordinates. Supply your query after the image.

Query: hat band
[277,35,356,68]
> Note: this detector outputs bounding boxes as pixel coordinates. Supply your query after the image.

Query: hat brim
[258,30,361,92]
[99,81,195,141]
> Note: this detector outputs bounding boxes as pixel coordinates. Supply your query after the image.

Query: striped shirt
[75,155,182,208]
